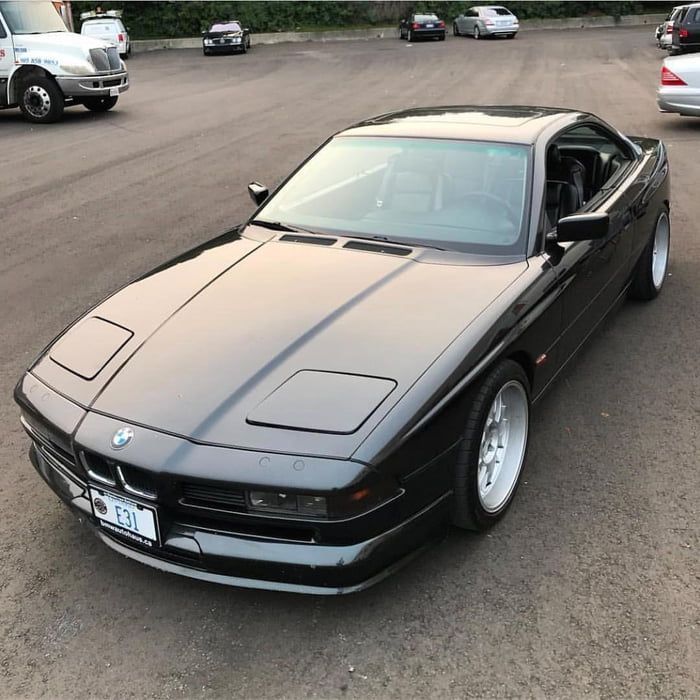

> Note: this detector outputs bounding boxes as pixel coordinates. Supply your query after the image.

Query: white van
[0,1,129,123]
[81,11,130,59]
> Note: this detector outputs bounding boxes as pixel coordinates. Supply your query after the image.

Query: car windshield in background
[209,22,241,32]
[484,7,514,16]
[255,136,531,256]
[0,0,67,34]
[415,14,439,22]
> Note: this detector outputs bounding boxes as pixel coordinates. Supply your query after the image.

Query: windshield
[484,7,514,16]
[209,21,241,32]
[254,136,531,256]
[0,1,67,34]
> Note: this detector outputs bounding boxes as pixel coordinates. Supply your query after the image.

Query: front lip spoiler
[94,528,434,595]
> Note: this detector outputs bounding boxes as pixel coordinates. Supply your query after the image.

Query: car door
[545,125,639,361]
[461,8,475,34]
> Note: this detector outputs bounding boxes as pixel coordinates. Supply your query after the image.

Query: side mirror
[248,182,269,206]
[551,212,609,243]
[244,27,250,33]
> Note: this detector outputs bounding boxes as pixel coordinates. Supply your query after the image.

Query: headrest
[547,144,562,169]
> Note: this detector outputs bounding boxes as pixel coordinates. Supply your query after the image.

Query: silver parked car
[453,5,519,39]
[657,53,700,116]
[656,5,687,50]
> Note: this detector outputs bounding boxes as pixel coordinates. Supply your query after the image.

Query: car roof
[339,106,586,145]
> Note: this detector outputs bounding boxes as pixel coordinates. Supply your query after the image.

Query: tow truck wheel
[82,96,119,112]
[19,75,64,124]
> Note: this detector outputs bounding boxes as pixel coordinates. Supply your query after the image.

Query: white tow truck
[0,0,129,123]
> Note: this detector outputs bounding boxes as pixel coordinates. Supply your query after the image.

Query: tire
[240,41,247,54]
[439,33,446,41]
[203,47,210,56]
[82,95,118,112]
[507,33,516,39]
[629,208,670,301]
[18,75,64,124]
[453,23,460,36]
[407,29,413,42]
[473,25,481,40]
[452,360,531,531]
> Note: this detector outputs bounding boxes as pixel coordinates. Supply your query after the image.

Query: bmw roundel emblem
[111,427,134,450]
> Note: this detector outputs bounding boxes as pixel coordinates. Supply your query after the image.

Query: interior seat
[376,153,442,213]
[547,144,587,209]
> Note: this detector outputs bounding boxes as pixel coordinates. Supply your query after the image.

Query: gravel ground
[0,26,698,699]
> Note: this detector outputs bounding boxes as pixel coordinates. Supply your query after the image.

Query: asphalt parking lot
[1,25,698,698]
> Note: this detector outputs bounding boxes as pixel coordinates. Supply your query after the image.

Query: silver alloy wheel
[651,212,670,290]
[477,380,529,513]
[23,85,52,119]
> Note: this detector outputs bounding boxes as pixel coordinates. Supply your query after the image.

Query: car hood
[203,30,244,38]
[31,231,527,459]
[13,31,112,54]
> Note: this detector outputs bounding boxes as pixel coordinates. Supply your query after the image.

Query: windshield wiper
[249,219,321,236]
[344,233,446,252]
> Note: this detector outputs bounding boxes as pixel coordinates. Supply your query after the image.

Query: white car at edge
[657,53,700,116]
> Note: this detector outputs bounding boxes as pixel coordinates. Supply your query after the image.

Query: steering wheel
[458,191,520,229]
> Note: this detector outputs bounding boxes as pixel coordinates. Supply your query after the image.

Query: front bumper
[56,71,129,98]
[203,41,245,52]
[657,86,700,116]
[28,440,451,595]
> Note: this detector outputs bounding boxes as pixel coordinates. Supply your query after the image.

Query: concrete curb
[132,13,665,53]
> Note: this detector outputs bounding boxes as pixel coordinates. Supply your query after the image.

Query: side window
[544,125,633,229]
[693,8,700,23]
[0,18,6,39]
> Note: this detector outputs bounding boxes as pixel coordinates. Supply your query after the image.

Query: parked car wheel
[407,29,413,42]
[452,360,530,531]
[240,41,247,54]
[453,22,460,36]
[507,33,516,39]
[439,32,446,41]
[473,25,481,39]
[19,75,64,124]
[629,208,670,301]
[82,96,119,112]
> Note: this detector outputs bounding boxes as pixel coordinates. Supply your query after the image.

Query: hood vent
[279,234,337,246]
[342,240,412,256]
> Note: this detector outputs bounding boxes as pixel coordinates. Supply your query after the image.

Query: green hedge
[70,1,676,39]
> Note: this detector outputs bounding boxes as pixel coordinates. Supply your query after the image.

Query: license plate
[426,23,434,28]
[89,487,160,547]
[109,87,119,96]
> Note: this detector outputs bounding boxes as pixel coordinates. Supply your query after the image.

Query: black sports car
[15,107,670,595]
[399,13,447,41]
[202,19,251,55]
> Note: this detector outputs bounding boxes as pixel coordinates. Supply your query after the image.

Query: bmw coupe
[15,106,670,594]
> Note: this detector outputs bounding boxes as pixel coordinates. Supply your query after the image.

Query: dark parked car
[15,106,670,595]
[399,13,446,41]
[671,3,700,53]
[202,19,251,55]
